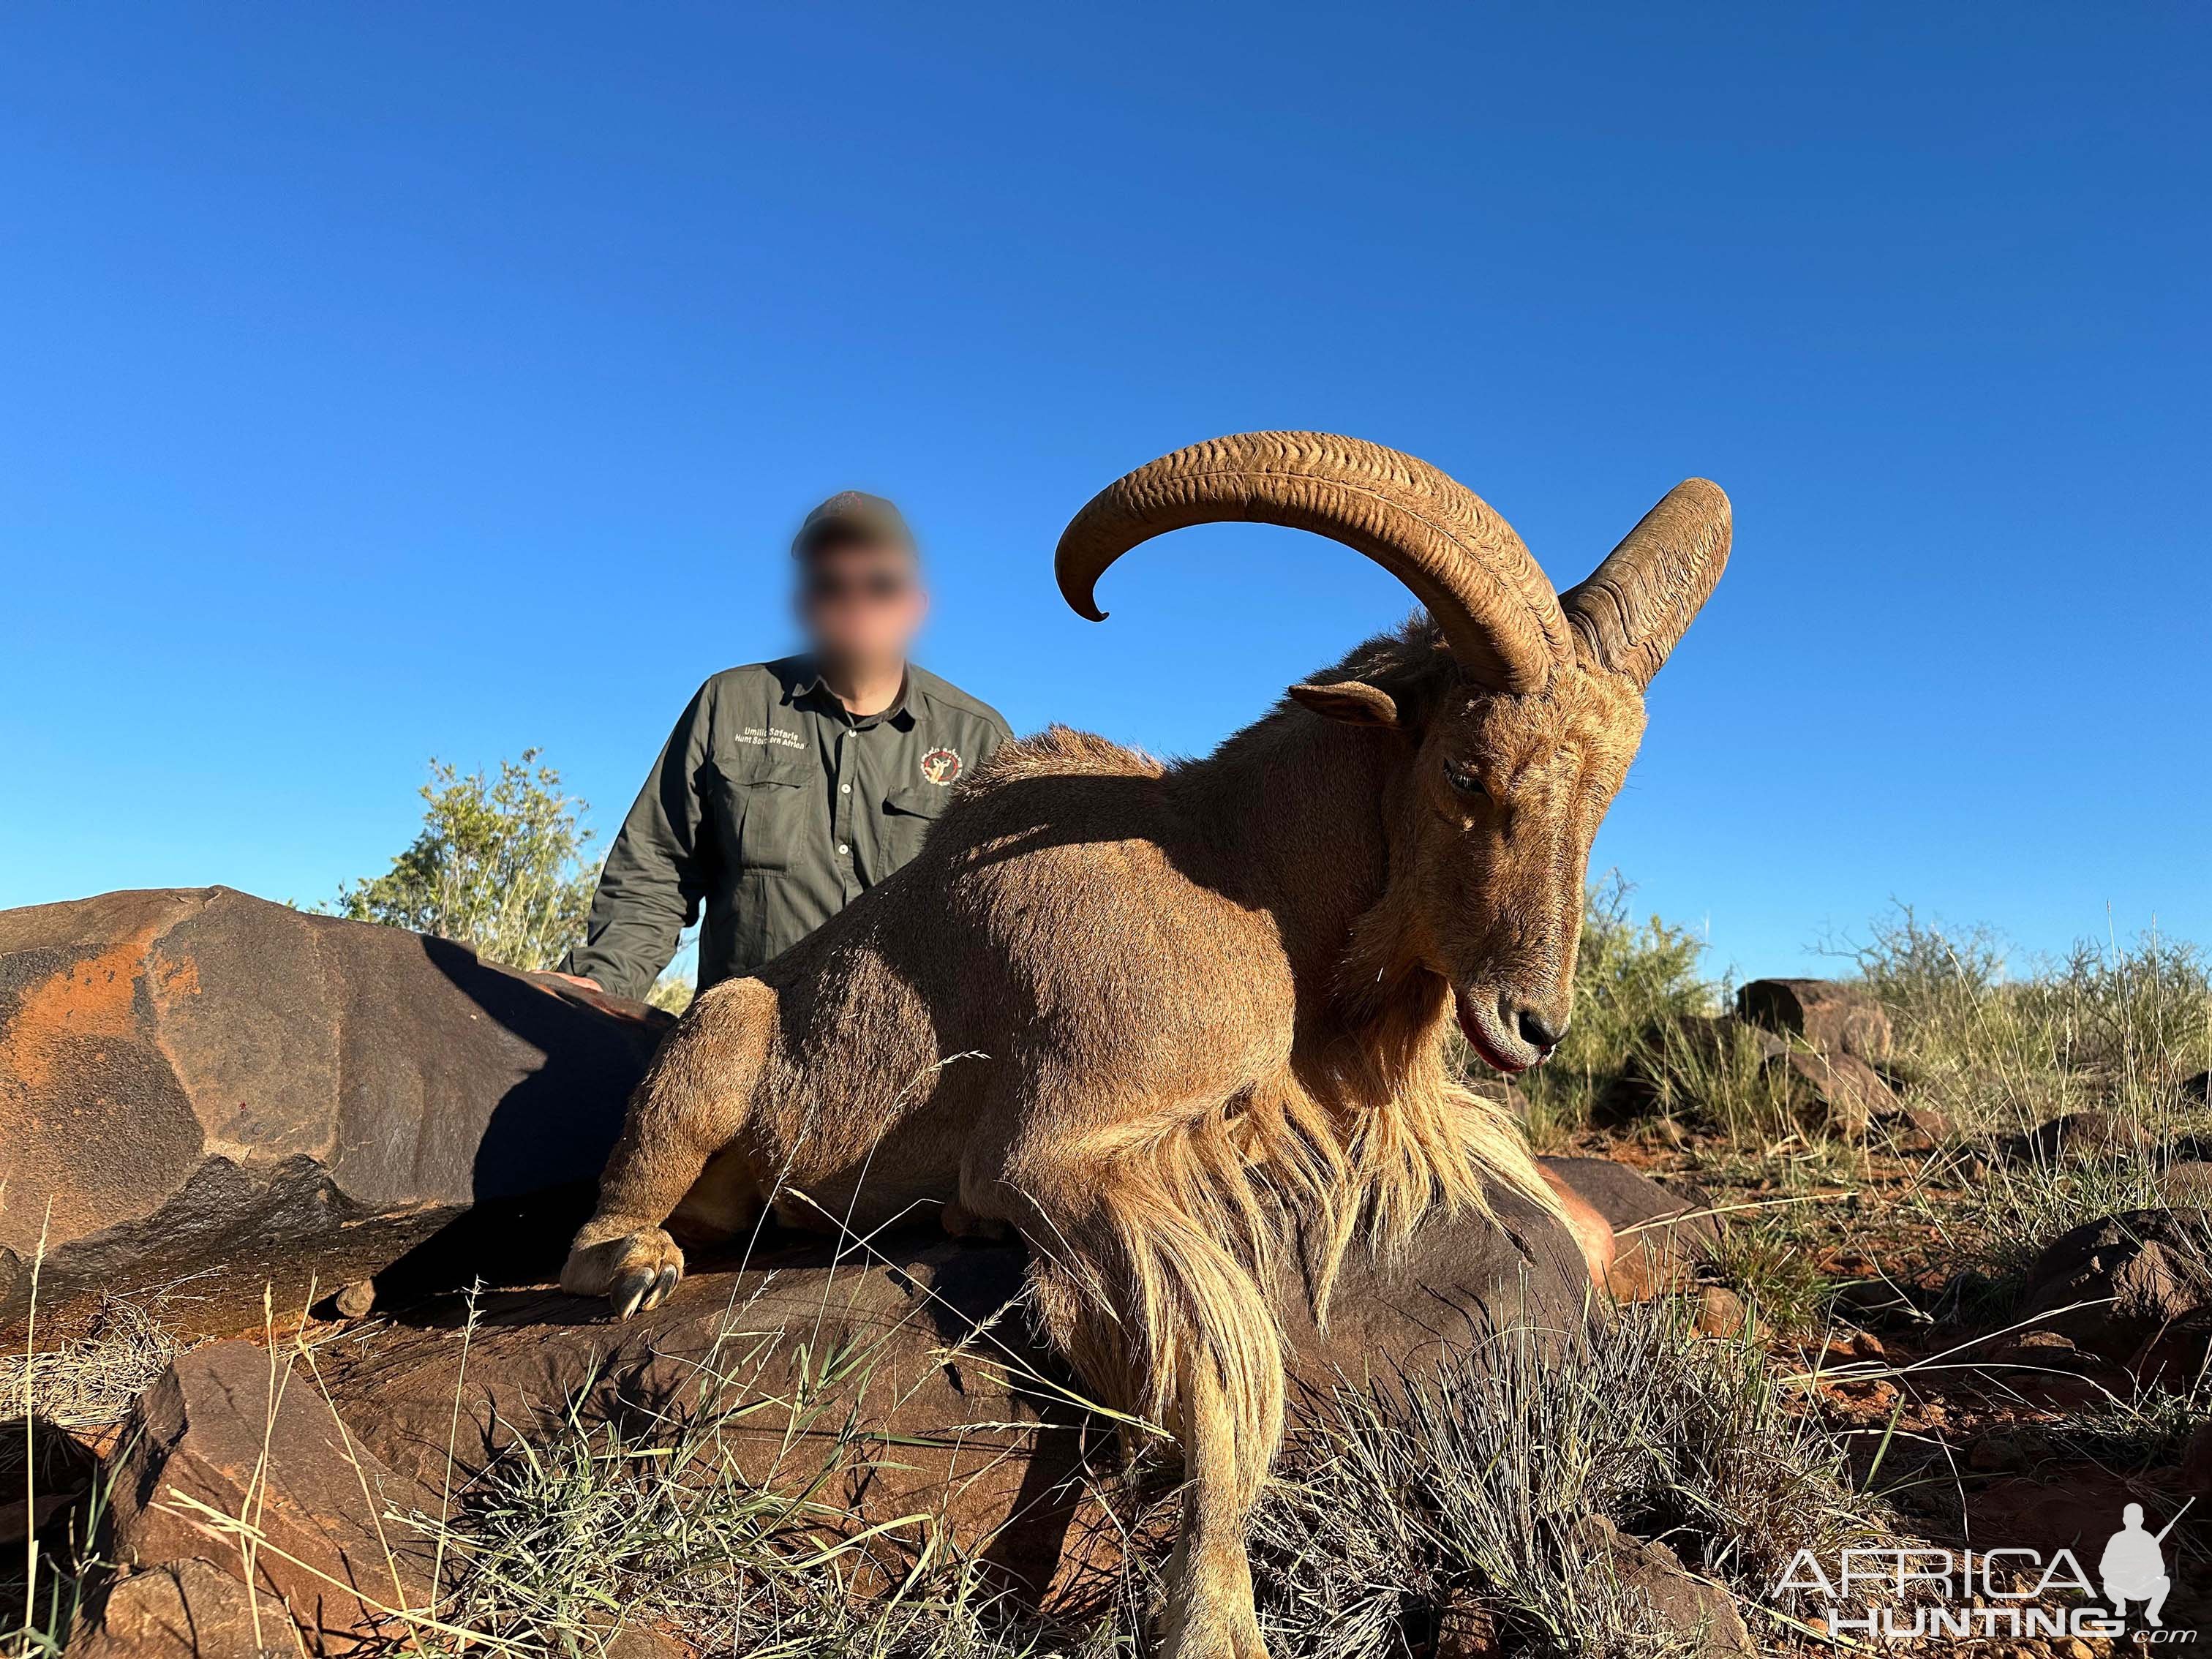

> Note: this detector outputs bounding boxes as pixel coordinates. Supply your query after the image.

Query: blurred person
[557,491,1010,1000]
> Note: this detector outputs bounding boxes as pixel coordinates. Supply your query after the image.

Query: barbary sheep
[561,432,1731,1659]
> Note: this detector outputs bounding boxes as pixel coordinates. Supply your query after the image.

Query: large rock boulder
[1540,1156,1720,1300]
[1735,978,1892,1064]
[91,1162,1715,1648]
[0,888,669,1337]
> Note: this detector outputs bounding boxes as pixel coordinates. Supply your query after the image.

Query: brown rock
[0,887,673,1337]
[1766,1048,1889,1137]
[1884,1101,1952,1151]
[331,1281,377,1321]
[603,1625,690,1659]
[1816,1326,1886,1366]
[1430,1591,1501,1659]
[2001,1110,2151,1166]
[71,1560,293,1659]
[305,1161,1712,1614]
[1735,979,1893,1064]
[1693,1286,1751,1339]
[105,1339,443,1648]
[1572,1515,1755,1657]
[2017,1209,2212,1361]
[2126,1309,2212,1391]
[1980,1328,2123,1387]
[1535,1158,1719,1302]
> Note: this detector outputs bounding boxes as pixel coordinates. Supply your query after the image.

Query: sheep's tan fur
[565,549,1717,1658]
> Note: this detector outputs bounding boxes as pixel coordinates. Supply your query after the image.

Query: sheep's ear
[1289,680,1403,728]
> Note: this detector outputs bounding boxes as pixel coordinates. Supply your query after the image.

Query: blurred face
[795,539,927,670]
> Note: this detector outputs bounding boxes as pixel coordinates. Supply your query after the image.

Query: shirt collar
[790,660,916,729]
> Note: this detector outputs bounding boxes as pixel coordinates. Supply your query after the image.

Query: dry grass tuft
[383,1296,1126,1659]
[1245,1297,1892,1659]
[396,1295,1886,1659]
[0,1295,187,1442]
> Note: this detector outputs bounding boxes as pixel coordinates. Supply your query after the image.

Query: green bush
[331,750,598,974]
[1518,876,1717,1140]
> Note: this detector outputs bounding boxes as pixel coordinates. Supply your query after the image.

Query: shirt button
[837,843,849,856]
[840,783,850,793]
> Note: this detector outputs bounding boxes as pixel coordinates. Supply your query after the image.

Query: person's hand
[546,971,603,993]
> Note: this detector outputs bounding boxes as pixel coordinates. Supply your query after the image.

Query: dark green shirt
[567,658,1012,1000]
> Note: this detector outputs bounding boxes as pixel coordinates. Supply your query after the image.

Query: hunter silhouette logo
[2104,1500,2189,1628]
[1770,1500,2198,1642]
[919,747,963,786]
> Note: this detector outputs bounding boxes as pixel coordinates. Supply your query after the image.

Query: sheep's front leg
[561,980,774,1316]
[561,1119,717,1314]
[1160,1346,1270,1659]
[988,1099,1279,1659]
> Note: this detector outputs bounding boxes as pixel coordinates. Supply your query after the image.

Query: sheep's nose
[1513,1005,1568,1054]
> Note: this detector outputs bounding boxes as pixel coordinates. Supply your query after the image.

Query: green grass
[1849,906,2208,1137]
[1519,876,1718,1145]
[1701,1210,1842,1337]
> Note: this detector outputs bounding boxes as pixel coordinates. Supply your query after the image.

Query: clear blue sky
[4,4,2206,979]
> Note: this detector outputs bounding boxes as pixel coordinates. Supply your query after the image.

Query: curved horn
[1056,432,1571,693]
[1558,480,1731,689]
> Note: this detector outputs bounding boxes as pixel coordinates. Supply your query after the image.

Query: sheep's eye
[1447,764,1487,798]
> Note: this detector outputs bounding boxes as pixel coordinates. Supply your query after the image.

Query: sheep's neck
[1175,706,1400,1015]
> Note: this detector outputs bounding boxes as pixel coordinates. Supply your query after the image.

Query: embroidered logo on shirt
[919,747,963,786]
[734,726,805,751]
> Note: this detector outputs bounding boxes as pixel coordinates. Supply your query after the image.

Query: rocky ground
[3,889,2209,1658]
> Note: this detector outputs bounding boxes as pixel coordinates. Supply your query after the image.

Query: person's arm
[562,683,715,1001]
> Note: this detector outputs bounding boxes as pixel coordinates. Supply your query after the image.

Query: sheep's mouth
[1455,991,1532,1074]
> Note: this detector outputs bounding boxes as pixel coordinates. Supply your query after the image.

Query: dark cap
[792,490,917,560]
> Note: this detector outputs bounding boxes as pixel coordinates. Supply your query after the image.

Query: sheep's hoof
[560,1227,685,1318]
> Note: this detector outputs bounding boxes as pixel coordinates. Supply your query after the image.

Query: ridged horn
[1056,432,1571,693]
[1560,480,1732,689]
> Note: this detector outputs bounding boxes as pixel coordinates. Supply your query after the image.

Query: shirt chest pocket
[714,745,813,873]
[881,783,949,869]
